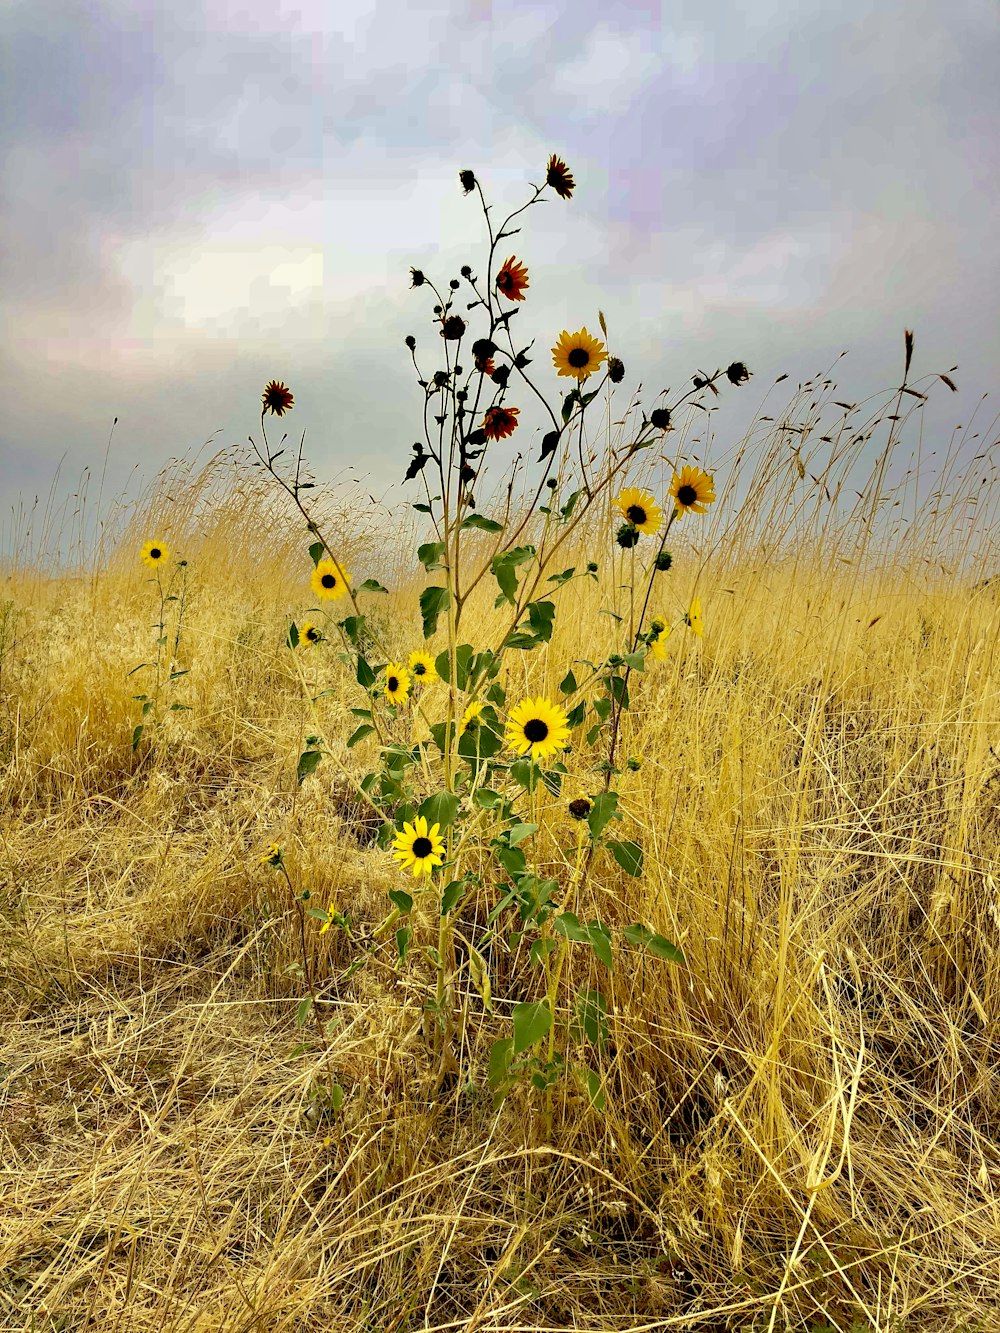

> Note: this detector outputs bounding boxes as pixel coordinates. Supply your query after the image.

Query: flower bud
[459,169,476,194]
[405,334,416,350]
[449,278,460,290]
[546,477,558,490]
[607,654,625,668]
[616,523,640,549]
[608,356,625,384]
[433,370,449,387]
[626,756,642,772]
[586,561,598,572]
[650,407,671,430]
[460,264,472,278]
[655,550,673,572]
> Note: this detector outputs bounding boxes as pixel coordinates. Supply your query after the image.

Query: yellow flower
[668,466,716,517]
[505,697,571,765]
[649,617,670,660]
[392,816,445,879]
[260,843,283,867]
[310,557,350,601]
[551,327,607,383]
[300,622,322,646]
[384,662,411,705]
[685,598,704,638]
[408,650,437,683]
[460,700,484,734]
[141,539,169,568]
[614,488,663,537]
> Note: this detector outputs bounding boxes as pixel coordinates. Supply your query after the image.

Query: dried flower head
[262,380,294,416]
[546,154,575,199]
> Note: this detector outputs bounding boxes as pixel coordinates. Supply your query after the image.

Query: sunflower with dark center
[568,796,593,821]
[141,540,169,568]
[300,622,322,646]
[505,697,571,765]
[474,355,495,376]
[310,558,350,601]
[392,816,445,879]
[384,663,411,705]
[460,701,484,734]
[408,650,437,683]
[551,327,607,382]
[482,405,520,441]
[546,154,575,199]
[668,466,716,517]
[262,380,294,416]
[496,256,529,302]
[614,488,663,537]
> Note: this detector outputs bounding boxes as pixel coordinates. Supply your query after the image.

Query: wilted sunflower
[408,650,437,682]
[300,622,322,646]
[505,697,571,765]
[310,558,350,601]
[551,327,607,383]
[669,466,716,517]
[474,354,496,376]
[460,700,484,734]
[392,816,445,879]
[648,617,670,660]
[546,154,575,199]
[262,380,294,416]
[614,488,663,537]
[141,540,169,569]
[482,405,520,441]
[496,256,529,302]
[685,598,704,638]
[384,662,411,705]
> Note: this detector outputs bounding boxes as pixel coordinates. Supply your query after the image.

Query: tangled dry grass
[2,380,1000,1331]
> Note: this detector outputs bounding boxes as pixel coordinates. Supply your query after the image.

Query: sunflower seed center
[677,485,697,506]
[387,676,399,692]
[626,505,647,525]
[412,837,433,858]
[567,348,590,368]
[524,719,549,743]
[150,548,161,559]
[321,573,337,588]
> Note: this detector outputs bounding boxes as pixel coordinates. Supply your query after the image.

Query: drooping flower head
[392,816,445,879]
[262,381,294,416]
[141,540,169,569]
[546,154,575,200]
[496,256,529,302]
[310,558,350,601]
[685,598,704,638]
[260,843,283,867]
[460,700,484,734]
[505,697,571,765]
[648,617,670,660]
[482,405,520,441]
[300,622,322,646]
[384,663,411,706]
[408,650,437,683]
[551,327,607,383]
[614,488,663,537]
[669,466,716,518]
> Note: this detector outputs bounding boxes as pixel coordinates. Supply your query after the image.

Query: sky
[2,0,998,558]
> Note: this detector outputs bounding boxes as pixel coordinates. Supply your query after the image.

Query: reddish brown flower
[482,405,520,441]
[496,256,529,302]
[546,154,575,200]
[262,380,294,416]
[474,355,496,376]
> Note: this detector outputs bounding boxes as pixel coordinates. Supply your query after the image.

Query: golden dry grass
[2,383,1000,1332]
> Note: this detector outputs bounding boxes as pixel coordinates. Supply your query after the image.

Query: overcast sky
[2,0,998,557]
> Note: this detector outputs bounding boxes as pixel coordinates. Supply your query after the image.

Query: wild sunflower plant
[129,540,191,752]
[249,157,750,1125]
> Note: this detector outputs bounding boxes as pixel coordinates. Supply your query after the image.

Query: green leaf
[420,585,450,638]
[131,724,144,750]
[607,839,643,877]
[508,822,538,847]
[491,546,535,606]
[496,845,527,882]
[582,1067,606,1113]
[440,879,465,914]
[473,787,501,809]
[512,1000,551,1055]
[623,923,686,966]
[350,707,373,720]
[418,790,461,829]
[340,614,366,646]
[488,1037,514,1088]
[509,758,535,791]
[587,791,620,840]
[559,669,578,695]
[526,600,555,642]
[585,921,613,969]
[461,513,503,533]
[358,578,388,593]
[547,567,576,586]
[572,988,610,1050]
[295,996,313,1028]
[297,749,323,784]
[308,541,325,566]
[566,700,586,727]
[396,927,411,962]
[417,541,447,571]
[553,911,588,942]
[592,697,613,722]
[623,650,646,671]
[388,889,413,914]
[561,389,580,424]
[168,703,191,711]
[347,723,375,748]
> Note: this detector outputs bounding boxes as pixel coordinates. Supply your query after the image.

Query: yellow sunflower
[260,843,283,867]
[384,662,411,705]
[668,466,716,518]
[460,700,484,734]
[310,557,350,601]
[141,539,169,568]
[392,816,445,879]
[614,488,663,537]
[648,617,670,660]
[408,650,437,683]
[685,598,704,638]
[300,622,322,646]
[551,327,607,383]
[505,697,571,765]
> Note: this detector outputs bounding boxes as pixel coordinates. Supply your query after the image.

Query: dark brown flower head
[692,375,706,389]
[616,523,640,549]
[608,356,625,384]
[460,264,472,278]
[472,338,497,360]
[490,364,510,388]
[568,796,593,821]
[460,463,476,483]
[405,334,416,350]
[410,267,425,287]
[449,278,460,290]
[440,315,466,340]
[433,369,449,387]
[482,405,520,441]
[650,407,671,430]
[546,154,575,199]
[459,169,476,194]
[262,381,293,416]
[726,361,751,386]
[496,255,530,302]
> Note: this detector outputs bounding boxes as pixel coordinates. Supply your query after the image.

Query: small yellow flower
[392,816,445,879]
[551,327,607,383]
[505,697,571,765]
[649,616,670,660]
[310,557,350,601]
[614,488,663,537]
[669,466,716,517]
[408,650,437,682]
[685,598,704,638]
[384,663,411,705]
[260,843,283,866]
[300,622,322,646]
[460,700,484,734]
[318,902,336,935]
[141,539,169,568]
